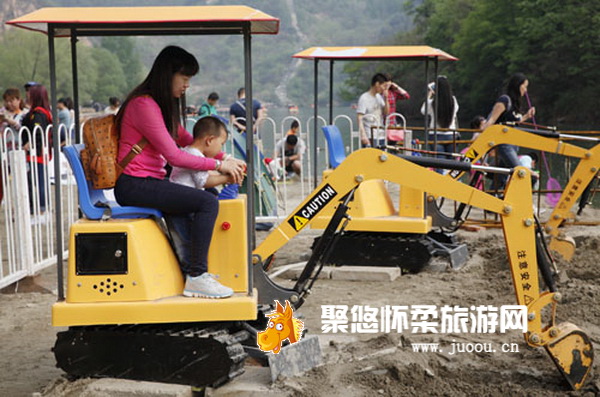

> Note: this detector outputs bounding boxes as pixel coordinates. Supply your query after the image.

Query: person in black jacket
[22,84,52,217]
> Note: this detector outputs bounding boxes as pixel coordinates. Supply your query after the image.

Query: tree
[450,0,520,118]
[343,0,600,127]
[90,48,128,104]
[512,0,600,125]
[100,37,144,93]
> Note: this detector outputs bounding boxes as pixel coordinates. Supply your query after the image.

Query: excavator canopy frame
[7,5,280,300]
[292,45,458,187]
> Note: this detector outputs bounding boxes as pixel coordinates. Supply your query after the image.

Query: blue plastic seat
[321,125,347,168]
[63,144,162,220]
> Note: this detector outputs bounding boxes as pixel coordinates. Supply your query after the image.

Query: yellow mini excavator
[436,123,600,261]
[307,123,599,273]
[254,148,593,390]
[55,147,593,391]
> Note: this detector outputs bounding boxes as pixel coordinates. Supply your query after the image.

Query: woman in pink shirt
[114,46,244,299]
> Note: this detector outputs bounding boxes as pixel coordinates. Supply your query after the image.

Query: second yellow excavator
[438,123,600,261]
[254,148,593,390]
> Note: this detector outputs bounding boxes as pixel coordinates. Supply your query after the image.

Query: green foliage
[7,0,413,109]
[0,28,142,107]
[344,0,600,127]
[13,0,598,128]
[90,48,127,103]
[0,29,51,89]
[100,37,145,93]
[451,0,519,117]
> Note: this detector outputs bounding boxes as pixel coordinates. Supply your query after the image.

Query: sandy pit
[1,188,599,396]
[268,225,600,397]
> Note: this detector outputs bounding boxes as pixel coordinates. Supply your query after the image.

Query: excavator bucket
[544,322,594,390]
[548,236,576,261]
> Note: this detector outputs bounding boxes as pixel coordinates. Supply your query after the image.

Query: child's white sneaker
[183,273,233,299]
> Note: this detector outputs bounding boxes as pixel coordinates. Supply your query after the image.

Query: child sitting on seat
[168,116,240,298]
[170,116,234,191]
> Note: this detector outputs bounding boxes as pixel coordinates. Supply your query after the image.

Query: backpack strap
[235,100,246,112]
[117,137,148,170]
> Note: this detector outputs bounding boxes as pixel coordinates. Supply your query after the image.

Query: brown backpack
[80,114,147,189]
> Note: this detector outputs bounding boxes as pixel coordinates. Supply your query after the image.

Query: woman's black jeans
[114,173,219,276]
[491,144,520,196]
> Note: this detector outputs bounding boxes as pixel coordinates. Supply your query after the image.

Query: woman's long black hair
[116,45,199,138]
[505,72,527,114]
[432,75,455,129]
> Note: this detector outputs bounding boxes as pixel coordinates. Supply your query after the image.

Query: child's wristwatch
[215,160,222,171]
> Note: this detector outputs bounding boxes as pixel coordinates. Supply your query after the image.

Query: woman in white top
[420,76,459,170]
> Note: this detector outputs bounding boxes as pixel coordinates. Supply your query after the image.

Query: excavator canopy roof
[6,6,279,37]
[293,46,458,61]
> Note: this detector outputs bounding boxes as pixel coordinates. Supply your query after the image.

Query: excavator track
[313,232,436,273]
[53,322,249,388]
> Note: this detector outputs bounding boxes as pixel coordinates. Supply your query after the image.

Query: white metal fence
[0,123,78,290]
[0,114,361,289]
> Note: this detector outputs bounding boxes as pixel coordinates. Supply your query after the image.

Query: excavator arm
[253,149,506,262]
[455,124,593,172]
[253,148,593,390]
[449,124,600,260]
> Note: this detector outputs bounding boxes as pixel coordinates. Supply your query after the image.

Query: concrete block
[206,367,284,397]
[86,379,191,397]
[273,263,332,280]
[330,266,401,282]
[267,335,323,382]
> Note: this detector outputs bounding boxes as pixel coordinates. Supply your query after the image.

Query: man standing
[229,87,264,133]
[198,92,219,118]
[356,73,388,147]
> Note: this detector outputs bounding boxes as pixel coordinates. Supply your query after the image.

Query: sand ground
[1,182,599,397]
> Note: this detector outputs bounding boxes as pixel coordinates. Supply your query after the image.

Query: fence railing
[0,115,359,289]
[1,113,597,289]
[0,123,78,290]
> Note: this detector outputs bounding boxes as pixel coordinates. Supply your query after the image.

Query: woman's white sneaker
[183,273,233,299]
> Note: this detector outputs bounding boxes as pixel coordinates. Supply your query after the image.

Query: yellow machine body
[310,178,431,233]
[53,197,256,327]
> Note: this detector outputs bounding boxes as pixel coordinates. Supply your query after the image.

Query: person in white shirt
[274,132,305,178]
[104,96,121,115]
[357,73,389,148]
[420,75,460,173]
[170,116,235,190]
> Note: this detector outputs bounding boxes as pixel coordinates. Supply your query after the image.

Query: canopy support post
[313,59,319,189]
[49,25,64,301]
[70,29,80,143]
[243,22,254,295]
[328,60,334,124]
[433,57,439,152]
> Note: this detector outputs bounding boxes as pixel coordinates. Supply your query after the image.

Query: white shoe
[183,273,233,299]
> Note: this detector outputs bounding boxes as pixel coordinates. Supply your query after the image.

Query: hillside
[14,0,414,107]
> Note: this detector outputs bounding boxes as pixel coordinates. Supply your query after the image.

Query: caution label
[288,184,337,231]
[464,148,479,160]
[450,148,479,178]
